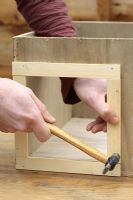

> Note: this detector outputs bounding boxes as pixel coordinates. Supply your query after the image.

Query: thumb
[86,94,119,124]
[30,92,56,123]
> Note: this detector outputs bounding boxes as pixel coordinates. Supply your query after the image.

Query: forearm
[16,0,77,37]
[16,0,79,104]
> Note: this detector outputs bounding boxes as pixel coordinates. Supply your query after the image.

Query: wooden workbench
[0,132,133,200]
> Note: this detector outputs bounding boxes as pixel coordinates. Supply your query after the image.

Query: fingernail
[92,130,96,134]
[86,125,91,131]
[46,111,56,122]
[39,134,51,142]
[51,116,56,122]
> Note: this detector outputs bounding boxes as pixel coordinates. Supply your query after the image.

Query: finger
[30,92,56,123]
[0,124,15,133]
[32,114,51,142]
[6,127,17,133]
[0,128,8,133]
[86,121,97,132]
[91,122,106,133]
[86,95,118,125]
[86,116,104,131]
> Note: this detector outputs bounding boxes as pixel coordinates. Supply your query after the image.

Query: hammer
[47,123,120,174]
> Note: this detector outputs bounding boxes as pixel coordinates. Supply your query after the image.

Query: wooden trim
[12,62,120,79]
[13,76,28,160]
[16,157,121,176]
[107,80,121,157]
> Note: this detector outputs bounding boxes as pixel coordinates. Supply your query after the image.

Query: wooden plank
[16,157,121,176]
[13,62,120,79]
[13,76,28,162]
[107,80,121,157]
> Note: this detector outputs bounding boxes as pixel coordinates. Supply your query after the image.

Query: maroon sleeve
[16,0,80,104]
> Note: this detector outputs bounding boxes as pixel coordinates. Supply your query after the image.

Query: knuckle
[25,112,39,125]
[17,124,27,132]
[17,112,40,132]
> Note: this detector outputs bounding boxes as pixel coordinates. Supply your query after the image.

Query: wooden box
[12,21,133,177]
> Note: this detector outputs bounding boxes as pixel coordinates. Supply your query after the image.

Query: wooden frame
[12,22,126,176]
[12,62,121,176]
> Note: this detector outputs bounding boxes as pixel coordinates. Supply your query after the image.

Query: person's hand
[73,78,119,133]
[0,78,56,142]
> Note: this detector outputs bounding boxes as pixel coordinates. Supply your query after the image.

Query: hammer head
[102,153,120,174]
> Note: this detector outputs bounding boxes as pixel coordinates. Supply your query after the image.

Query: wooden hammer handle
[47,123,107,164]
